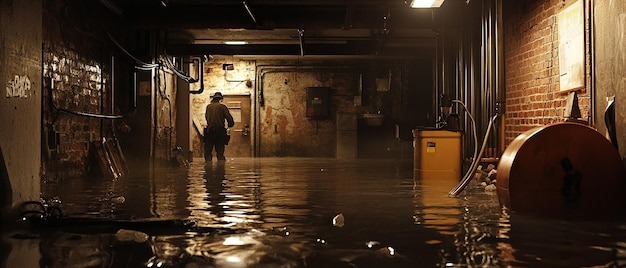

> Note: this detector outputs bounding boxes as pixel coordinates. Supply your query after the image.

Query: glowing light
[410,0,445,8]
[387,246,395,256]
[224,41,248,45]
[226,256,242,263]
[223,236,245,246]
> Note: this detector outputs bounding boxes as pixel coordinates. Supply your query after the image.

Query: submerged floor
[2,157,626,267]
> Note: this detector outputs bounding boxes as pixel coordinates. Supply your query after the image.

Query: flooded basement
[3,157,626,267]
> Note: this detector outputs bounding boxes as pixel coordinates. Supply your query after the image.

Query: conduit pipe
[185,57,205,94]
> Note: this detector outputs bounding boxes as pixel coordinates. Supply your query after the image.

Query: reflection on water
[1,158,625,267]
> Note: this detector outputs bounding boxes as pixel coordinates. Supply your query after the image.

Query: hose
[448,113,499,197]
[453,100,478,171]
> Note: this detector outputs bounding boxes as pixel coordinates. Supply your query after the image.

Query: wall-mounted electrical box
[306,87,330,119]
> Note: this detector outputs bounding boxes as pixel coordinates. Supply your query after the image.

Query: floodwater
[3,157,626,267]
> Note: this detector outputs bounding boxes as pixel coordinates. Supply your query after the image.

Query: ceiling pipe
[243,0,257,24]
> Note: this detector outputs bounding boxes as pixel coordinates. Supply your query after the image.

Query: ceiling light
[410,0,445,8]
[223,41,248,45]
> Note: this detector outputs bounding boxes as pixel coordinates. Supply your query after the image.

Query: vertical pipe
[434,28,441,125]
[480,0,487,137]
[111,55,115,115]
[495,0,505,153]
[111,55,115,134]
[588,0,595,126]
[150,63,157,169]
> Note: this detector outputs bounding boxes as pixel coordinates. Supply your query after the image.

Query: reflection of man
[204,92,234,161]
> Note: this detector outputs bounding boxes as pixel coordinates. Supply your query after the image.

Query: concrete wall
[502,0,592,145]
[594,0,626,162]
[0,0,43,208]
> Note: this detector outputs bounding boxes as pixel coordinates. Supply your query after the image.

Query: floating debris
[111,196,126,204]
[366,241,380,249]
[115,229,149,243]
[332,213,345,227]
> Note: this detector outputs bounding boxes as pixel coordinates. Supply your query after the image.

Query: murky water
[3,158,626,267]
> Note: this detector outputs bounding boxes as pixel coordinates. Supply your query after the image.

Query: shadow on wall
[0,145,12,268]
[0,145,12,218]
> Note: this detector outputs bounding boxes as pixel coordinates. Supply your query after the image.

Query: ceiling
[100,0,470,57]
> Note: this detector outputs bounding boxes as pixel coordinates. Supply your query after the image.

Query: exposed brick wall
[503,0,591,146]
[42,0,115,179]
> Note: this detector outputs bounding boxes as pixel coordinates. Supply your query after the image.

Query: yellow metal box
[413,129,462,180]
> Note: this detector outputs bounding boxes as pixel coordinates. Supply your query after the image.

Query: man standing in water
[204,92,235,161]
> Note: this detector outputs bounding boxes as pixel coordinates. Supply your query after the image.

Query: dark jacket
[205,101,235,130]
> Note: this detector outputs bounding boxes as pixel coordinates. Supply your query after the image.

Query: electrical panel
[306,87,330,118]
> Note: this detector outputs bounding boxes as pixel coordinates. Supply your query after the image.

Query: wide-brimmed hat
[211,92,224,99]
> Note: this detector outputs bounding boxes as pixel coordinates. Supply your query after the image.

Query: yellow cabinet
[413,129,462,180]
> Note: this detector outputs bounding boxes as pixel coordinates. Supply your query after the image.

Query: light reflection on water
[2,157,625,267]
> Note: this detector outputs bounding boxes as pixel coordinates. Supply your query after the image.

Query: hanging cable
[243,0,257,24]
[161,54,197,83]
[103,30,159,69]
[298,29,306,56]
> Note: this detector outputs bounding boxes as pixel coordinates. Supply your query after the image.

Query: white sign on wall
[557,0,585,92]
[5,75,31,98]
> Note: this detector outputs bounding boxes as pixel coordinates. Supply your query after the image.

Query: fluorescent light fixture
[223,41,248,45]
[410,0,445,8]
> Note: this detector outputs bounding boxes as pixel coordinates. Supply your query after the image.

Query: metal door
[223,95,252,157]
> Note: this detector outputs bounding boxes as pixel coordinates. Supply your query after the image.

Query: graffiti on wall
[5,75,31,98]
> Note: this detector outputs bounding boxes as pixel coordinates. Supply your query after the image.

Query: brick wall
[503,0,591,146]
[42,0,115,179]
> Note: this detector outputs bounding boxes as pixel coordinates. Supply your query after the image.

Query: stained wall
[594,0,626,161]
[0,0,42,209]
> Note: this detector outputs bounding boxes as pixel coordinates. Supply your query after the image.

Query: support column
[0,0,43,213]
